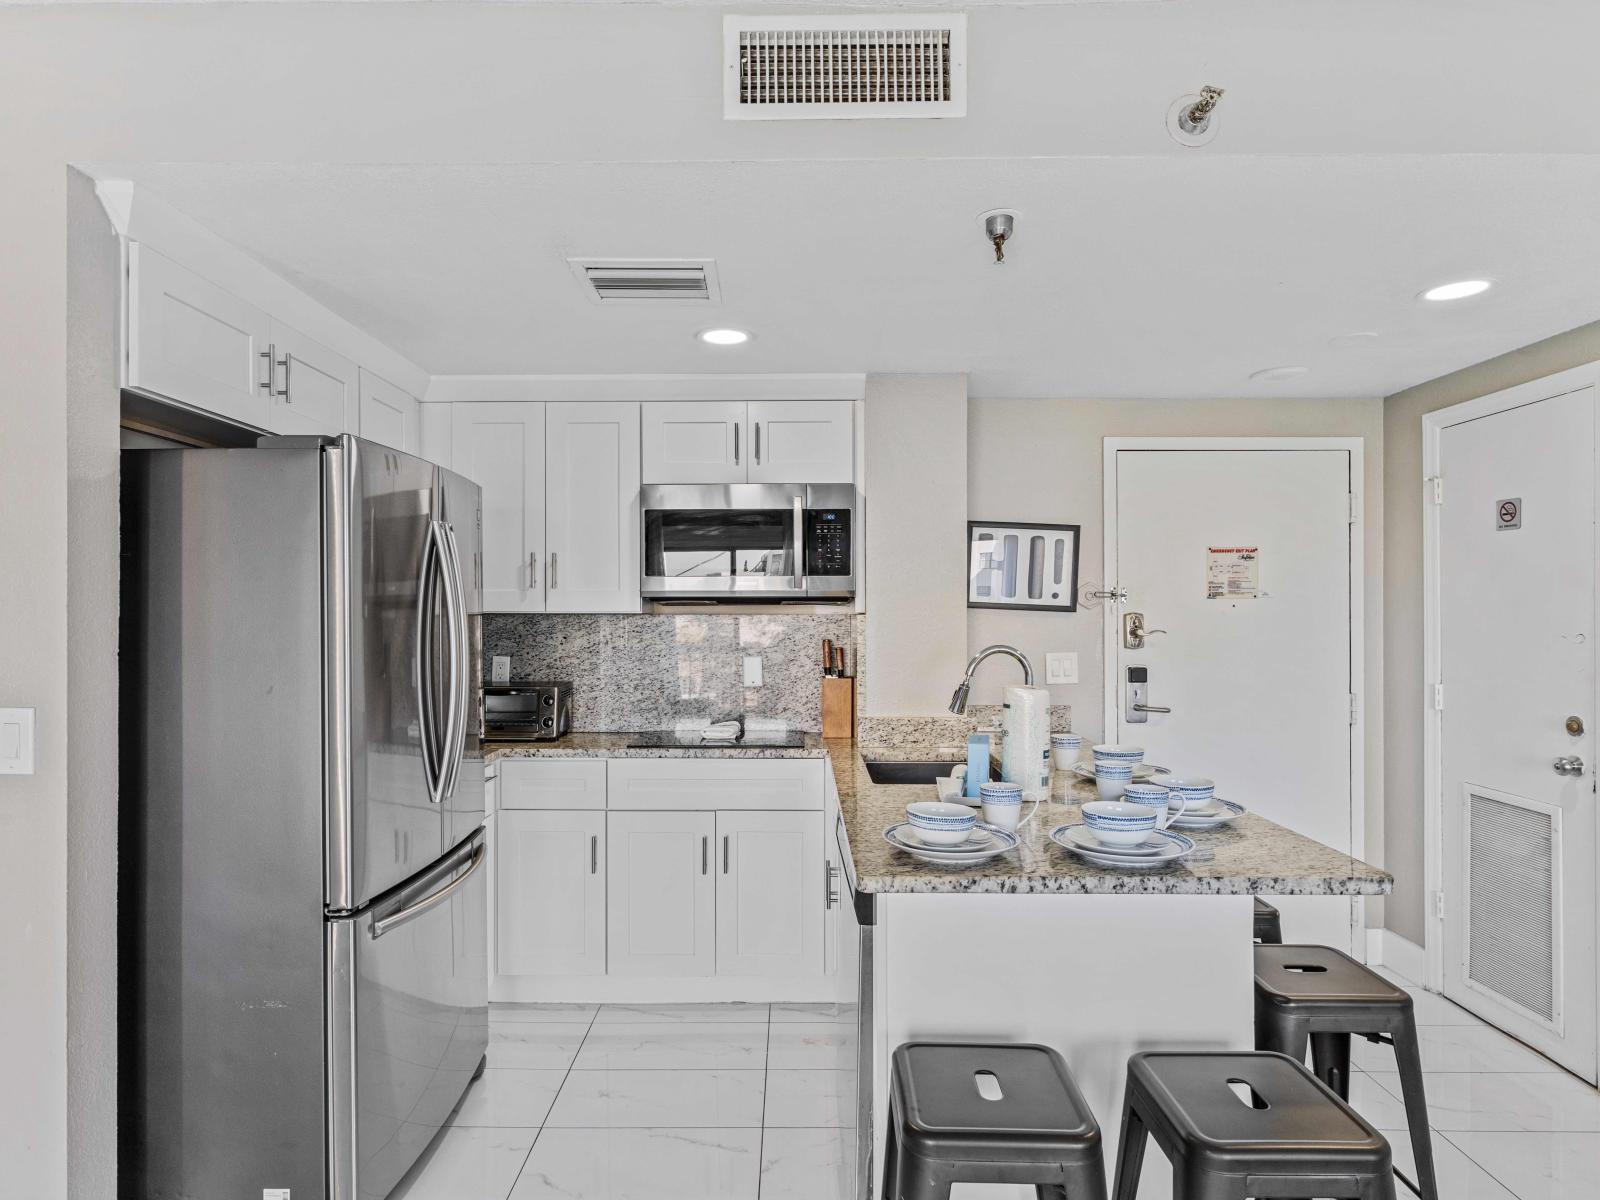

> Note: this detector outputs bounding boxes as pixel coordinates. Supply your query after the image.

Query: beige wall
[1383,318,1600,945]
[967,397,1386,876]
[862,374,970,714]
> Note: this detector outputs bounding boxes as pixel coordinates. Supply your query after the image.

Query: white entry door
[1433,378,1598,1081]
[1107,443,1359,952]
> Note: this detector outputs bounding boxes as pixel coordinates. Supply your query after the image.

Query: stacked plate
[1165,797,1246,831]
[883,821,1019,866]
[1049,823,1195,869]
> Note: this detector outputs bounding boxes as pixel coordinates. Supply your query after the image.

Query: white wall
[966,397,1385,871]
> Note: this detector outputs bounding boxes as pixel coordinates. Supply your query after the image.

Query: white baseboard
[490,974,850,1005]
[1366,928,1427,985]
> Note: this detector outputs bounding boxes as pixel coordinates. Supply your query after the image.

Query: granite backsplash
[482,612,861,732]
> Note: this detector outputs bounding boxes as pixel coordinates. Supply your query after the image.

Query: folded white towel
[702,720,743,740]
[743,717,789,737]
[674,718,710,737]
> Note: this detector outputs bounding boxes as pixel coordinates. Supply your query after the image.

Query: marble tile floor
[390,1001,858,1200]
[392,979,1600,1200]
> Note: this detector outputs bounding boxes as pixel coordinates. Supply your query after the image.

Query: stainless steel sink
[863,760,980,785]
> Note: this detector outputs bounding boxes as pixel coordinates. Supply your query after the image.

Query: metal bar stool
[883,1042,1108,1200]
[1254,898,1284,944]
[1111,1051,1395,1200]
[1254,944,1438,1200]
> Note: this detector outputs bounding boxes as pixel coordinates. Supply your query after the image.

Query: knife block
[821,676,855,739]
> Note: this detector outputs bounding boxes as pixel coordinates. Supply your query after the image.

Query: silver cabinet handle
[723,835,730,874]
[276,352,291,400]
[528,551,537,589]
[733,422,740,466]
[702,835,709,875]
[1554,755,1585,776]
[824,860,840,909]
[1132,704,1172,714]
[549,551,558,589]
[259,343,277,393]
[591,835,598,874]
[754,422,761,465]
[371,842,485,939]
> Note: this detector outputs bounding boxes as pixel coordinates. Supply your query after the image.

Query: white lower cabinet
[496,809,606,976]
[607,810,716,977]
[716,811,824,978]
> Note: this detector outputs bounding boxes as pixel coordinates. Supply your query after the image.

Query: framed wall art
[967,521,1080,611]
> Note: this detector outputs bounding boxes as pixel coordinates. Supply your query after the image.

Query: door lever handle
[1553,755,1585,777]
[1132,704,1172,714]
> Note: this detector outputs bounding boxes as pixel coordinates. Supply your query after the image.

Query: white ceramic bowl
[1122,782,1173,810]
[1163,776,1216,809]
[906,800,977,846]
[1081,800,1159,847]
[1092,743,1146,765]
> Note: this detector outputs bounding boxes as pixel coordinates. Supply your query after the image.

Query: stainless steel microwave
[641,483,856,602]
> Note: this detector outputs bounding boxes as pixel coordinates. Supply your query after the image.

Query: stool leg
[1111,1101,1148,1200]
[1392,1022,1440,1200]
[1310,1031,1353,1101]
[881,1118,900,1200]
[1055,1160,1109,1200]
[1255,1012,1310,1066]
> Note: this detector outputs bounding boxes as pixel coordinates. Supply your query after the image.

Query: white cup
[979,781,1041,832]
[1094,760,1135,801]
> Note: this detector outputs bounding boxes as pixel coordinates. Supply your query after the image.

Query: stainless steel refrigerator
[120,433,488,1200]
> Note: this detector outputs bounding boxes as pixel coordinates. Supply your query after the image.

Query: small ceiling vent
[568,259,721,305]
[724,14,967,120]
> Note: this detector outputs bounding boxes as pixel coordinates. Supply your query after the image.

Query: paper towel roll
[1000,686,1052,791]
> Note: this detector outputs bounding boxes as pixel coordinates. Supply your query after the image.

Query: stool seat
[1255,945,1411,1010]
[886,1042,1107,1200]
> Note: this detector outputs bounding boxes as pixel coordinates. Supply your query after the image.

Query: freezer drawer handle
[370,841,486,939]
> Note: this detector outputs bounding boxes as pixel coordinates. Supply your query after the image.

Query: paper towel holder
[949,644,1036,714]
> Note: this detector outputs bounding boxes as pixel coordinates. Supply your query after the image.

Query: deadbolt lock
[1567,715,1585,737]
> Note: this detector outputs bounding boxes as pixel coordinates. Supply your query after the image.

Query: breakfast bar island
[827,739,1393,1200]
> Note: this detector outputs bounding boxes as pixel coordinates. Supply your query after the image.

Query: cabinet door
[452,402,545,612]
[357,368,420,453]
[545,402,641,613]
[496,810,606,976]
[641,401,747,483]
[715,811,824,978]
[498,759,607,811]
[607,811,715,977]
[126,243,274,428]
[268,319,359,437]
[747,401,855,483]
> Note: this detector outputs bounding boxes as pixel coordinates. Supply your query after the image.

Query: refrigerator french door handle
[369,840,486,939]
[430,519,466,806]
[414,522,443,804]
[440,521,471,800]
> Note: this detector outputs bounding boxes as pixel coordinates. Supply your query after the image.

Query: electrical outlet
[1045,652,1079,685]
[744,655,763,687]
[491,656,511,684]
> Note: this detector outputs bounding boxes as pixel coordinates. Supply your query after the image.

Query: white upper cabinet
[641,401,747,483]
[126,244,274,429]
[357,368,421,453]
[642,400,854,484]
[715,810,824,978]
[452,401,546,612]
[747,400,855,483]
[265,319,358,437]
[545,402,642,613]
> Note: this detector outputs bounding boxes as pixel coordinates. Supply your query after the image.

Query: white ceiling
[94,0,1600,398]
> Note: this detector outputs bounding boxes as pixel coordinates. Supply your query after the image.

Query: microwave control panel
[804,509,852,576]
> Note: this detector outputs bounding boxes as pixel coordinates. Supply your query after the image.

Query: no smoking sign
[1496,497,1522,531]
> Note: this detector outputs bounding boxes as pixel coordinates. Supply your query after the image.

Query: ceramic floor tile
[490,1003,598,1024]
[767,1022,856,1070]
[770,1001,858,1025]
[571,1022,769,1070]
[763,1070,858,1127]
[389,1125,538,1200]
[1351,1024,1561,1074]
[1371,1127,1516,1199]
[1403,987,1489,1026]
[1374,964,1420,987]
[759,1127,855,1200]
[1446,1132,1600,1199]
[1342,1070,1416,1131]
[592,1002,769,1024]
[1366,1070,1600,1132]
[507,1127,762,1200]
[450,1069,568,1128]
[488,1024,587,1070]
[544,1069,765,1128]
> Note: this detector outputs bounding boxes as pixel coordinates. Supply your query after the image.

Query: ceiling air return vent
[724,14,967,120]
[568,259,721,305]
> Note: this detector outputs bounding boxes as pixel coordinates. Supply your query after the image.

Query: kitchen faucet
[948,644,1035,714]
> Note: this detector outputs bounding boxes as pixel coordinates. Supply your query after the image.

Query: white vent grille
[1465,788,1558,1024]
[725,15,967,120]
[567,259,721,305]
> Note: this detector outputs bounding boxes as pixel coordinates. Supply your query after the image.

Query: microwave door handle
[414,528,442,804]
[792,494,804,593]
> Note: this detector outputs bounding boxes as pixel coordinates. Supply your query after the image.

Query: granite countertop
[479,733,1392,897]
[827,739,1393,898]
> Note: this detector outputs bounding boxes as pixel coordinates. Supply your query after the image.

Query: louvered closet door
[1439,383,1598,1081]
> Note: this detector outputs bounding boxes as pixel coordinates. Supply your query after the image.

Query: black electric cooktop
[624,731,808,750]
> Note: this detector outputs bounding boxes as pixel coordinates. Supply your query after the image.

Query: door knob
[1553,755,1585,777]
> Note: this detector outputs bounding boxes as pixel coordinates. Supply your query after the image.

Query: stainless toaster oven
[482,682,573,741]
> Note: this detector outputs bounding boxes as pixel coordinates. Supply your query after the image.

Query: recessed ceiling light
[1249,365,1310,383]
[698,328,751,346]
[1421,279,1492,302]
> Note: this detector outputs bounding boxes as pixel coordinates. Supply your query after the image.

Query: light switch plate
[0,707,36,775]
[1045,652,1079,685]
[743,655,763,687]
